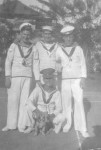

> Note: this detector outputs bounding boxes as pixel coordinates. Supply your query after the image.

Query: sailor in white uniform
[2,23,38,132]
[33,25,60,83]
[56,25,90,138]
[21,68,64,134]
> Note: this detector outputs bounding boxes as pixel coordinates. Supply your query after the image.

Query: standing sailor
[2,23,37,132]
[33,25,59,83]
[56,25,90,138]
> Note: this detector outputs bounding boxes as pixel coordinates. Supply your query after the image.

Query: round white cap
[19,23,33,31]
[61,25,75,34]
[42,26,53,31]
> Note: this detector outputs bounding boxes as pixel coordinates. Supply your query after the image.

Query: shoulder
[75,44,84,54]
[54,90,61,98]
[55,43,61,49]
[33,41,42,51]
[31,85,41,95]
[56,44,65,55]
[74,42,82,51]
[10,43,17,48]
[8,43,18,52]
[75,45,82,50]
[35,41,42,47]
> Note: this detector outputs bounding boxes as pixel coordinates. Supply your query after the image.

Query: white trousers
[61,79,87,132]
[6,77,31,131]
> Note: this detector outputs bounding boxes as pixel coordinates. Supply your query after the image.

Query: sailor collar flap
[17,44,33,59]
[40,41,57,53]
[38,84,57,104]
[61,45,76,61]
[17,44,33,66]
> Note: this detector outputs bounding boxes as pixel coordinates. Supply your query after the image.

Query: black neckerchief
[61,46,76,61]
[40,41,56,53]
[38,84,57,104]
[17,43,33,59]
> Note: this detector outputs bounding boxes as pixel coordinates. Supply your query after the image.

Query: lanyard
[40,41,56,53]
[38,84,57,104]
[17,44,33,66]
[17,44,33,59]
[61,46,76,61]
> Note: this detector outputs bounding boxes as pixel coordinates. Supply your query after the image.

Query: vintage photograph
[0,0,101,150]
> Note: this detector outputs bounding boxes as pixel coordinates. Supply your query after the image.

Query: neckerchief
[17,44,33,66]
[40,41,56,53]
[17,44,33,59]
[61,46,76,61]
[38,84,57,104]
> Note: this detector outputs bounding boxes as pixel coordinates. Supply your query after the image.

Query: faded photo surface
[0,0,101,150]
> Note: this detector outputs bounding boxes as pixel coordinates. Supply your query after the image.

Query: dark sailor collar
[40,40,57,53]
[38,83,57,104]
[17,42,33,58]
[61,45,76,61]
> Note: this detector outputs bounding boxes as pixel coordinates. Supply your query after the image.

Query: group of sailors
[2,22,90,138]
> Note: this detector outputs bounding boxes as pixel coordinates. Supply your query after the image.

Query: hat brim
[61,25,75,34]
[62,31,74,35]
[19,23,33,31]
[42,26,53,32]
[43,75,55,79]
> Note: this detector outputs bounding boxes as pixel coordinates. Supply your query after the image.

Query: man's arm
[54,92,62,116]
[55,47,63,73]
[32,46,40,82]
[79,46,87,89]
[26,87,39,111]
[80,47,87,78]
[5,43,15,88]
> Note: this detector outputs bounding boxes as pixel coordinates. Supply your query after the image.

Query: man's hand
[80,78,86,89]
[5,76,11,89]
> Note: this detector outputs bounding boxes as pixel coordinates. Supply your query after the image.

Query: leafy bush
[0,20,13,56]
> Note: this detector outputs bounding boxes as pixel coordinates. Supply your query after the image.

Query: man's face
[20,30,31,43]
[63,34,74,46]
[42,30,52,43]
[43,77,56,87]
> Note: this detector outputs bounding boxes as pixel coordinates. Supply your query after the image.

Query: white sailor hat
[42,25,53,32]
[61,25,75,34]
[19,23,33,31]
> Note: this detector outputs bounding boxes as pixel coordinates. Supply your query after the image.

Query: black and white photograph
[0,0,101,150]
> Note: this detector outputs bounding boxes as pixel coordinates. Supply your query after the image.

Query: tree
[33,0,101,28]
[2,0,17,14]
[0,19,13,56]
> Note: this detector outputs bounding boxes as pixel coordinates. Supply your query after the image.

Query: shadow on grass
[82,125,101,150]
[83,98,91,118]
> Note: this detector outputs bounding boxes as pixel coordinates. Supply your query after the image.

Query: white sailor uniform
[56,44,87,133]
[33,41,59,81]
[5,42,38,131]
[21,84,64,133]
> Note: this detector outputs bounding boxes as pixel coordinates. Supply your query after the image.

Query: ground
[0,73,101,150]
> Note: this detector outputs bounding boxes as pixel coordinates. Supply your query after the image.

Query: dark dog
[33,111,54,136]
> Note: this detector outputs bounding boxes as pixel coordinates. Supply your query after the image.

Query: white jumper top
[56,45,87,79]
[5,43,39,80]
[33,41,59,72]
[26,85,62,115]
